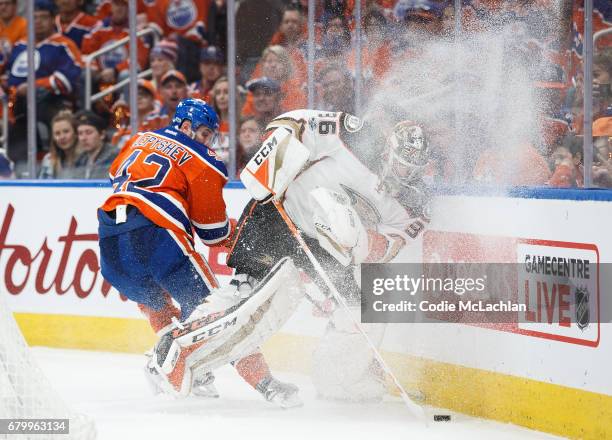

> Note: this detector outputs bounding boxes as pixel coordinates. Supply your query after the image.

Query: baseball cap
[150,39,179,64]
[396,0,440,21]
[35,0,57,14]
[246,77,281,93]
[138,79,156,97]
[75,110,107,132]
[200,46,225,63]
[161,69,187,86]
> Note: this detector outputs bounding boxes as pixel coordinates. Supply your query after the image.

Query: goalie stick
[272,199,427,422]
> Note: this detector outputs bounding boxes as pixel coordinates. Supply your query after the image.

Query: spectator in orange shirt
[188,45,225,102]
[144,69,189,130]
[81,0,150,89]
[357,7,392,82]
[55,0,100,48]
[270,4,304,47]
[244,77,282,128]
[0,0,26,69]
[268,4,307,79]
[242,45,305,116]
[149,39,178,90]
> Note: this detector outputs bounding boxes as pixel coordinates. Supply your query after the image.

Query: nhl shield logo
[575,287,589,331]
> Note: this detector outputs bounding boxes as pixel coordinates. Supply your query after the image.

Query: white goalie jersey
[264,109,428,264]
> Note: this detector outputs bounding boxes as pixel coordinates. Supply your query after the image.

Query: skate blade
[191,384,220,398]
[277,394,304,409]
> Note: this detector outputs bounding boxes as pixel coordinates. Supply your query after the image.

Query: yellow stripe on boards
[14,313,157,353]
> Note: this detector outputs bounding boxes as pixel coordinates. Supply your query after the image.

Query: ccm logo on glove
[254,136,278,165]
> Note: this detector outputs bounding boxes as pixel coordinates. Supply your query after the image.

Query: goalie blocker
[149,257,304,396]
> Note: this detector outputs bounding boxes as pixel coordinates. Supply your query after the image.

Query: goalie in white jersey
[227,109,431,401]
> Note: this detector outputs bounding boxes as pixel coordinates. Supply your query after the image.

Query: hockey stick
[272,199,427,421]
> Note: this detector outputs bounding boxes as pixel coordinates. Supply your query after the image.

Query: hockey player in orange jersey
[98,98,302,407]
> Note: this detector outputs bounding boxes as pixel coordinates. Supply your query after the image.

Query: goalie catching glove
[309,187,369,266]
[148,257,304,396]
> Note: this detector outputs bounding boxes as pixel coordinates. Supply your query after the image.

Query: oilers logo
[166,0,197,30]
[99,42,127,69]
[11,50,41,78]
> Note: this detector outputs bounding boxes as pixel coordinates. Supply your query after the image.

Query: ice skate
[191,370,219,398]
[256,377,303,409]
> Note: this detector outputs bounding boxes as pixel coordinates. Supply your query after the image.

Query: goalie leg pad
[150,257,304,396]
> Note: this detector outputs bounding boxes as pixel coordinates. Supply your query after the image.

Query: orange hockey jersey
[147,0,211,44]
[55,12,101,48]
[101,125,231,245]
[81,20,149,72]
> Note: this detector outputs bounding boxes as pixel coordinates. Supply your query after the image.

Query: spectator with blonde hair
[242,45,306,116]
[39,109,81,179]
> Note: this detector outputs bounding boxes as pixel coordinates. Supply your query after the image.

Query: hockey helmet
[173,98,220,140]
[379,121,429,196]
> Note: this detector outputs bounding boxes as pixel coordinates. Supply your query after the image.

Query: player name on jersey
[133,131,194,166]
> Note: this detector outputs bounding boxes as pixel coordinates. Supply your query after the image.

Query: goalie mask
[379,121,429,197]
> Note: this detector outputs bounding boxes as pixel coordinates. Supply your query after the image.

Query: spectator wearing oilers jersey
[147,0,212,46]
[55,0,101,49]
[6,0,82,167]
[81,0,149,88]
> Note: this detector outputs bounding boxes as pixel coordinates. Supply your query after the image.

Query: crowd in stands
[0,0,609,189]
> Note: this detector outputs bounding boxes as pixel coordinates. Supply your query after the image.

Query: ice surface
[31,348,562,440]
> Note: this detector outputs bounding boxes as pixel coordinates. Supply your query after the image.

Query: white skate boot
[256,377,303,409]
[190,370,219,398]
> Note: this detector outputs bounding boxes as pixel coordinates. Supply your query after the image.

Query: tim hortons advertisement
[423,230,600,347]
[0,186,250,318]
